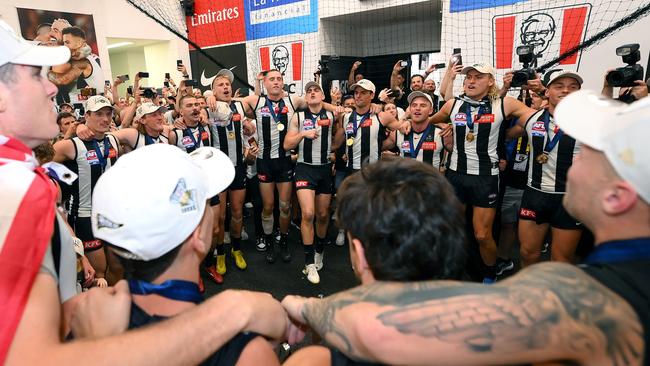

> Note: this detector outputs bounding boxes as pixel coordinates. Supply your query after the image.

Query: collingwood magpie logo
[96,213,123,229]
[170,178,198,213]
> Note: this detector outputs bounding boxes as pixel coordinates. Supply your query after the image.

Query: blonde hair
[487,76,500,100]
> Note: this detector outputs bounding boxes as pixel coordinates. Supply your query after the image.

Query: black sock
[232,237,241,251]
[280,233,288,244]
[203,254,215,267]
[303,244,315,265]
[314,236,325,254]
[216,245,225,256]
[484,264,497,279]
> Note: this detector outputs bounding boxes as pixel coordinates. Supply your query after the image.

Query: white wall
[0,0,190,79]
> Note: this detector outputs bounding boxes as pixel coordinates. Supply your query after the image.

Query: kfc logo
[296,180,309,188]
[259,41,304,95]
[493,5,591,69]
[520,208,537,219]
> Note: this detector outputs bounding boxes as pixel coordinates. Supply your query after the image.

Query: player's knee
[279,200,291,218]
[301,208,315,223]
[474,227,492,243]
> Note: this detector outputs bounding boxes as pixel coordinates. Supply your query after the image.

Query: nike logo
[200,70,217,87]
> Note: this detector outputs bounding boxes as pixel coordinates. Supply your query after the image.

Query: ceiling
[107,37,168,53]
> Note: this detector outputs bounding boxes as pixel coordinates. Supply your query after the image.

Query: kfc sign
[493,5,591,69]
[259,41,304,95]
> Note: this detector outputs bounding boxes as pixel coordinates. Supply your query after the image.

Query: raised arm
[348,61,361,87]
[390,61,404,90]
[283,262,643,366]
[427,99,453,126]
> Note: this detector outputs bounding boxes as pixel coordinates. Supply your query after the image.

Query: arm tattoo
[305,264,643,365]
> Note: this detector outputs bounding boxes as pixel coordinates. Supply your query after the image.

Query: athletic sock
[216,245,225,256]
[232,237,241,251]
[303,243,315,265]
[203,254,215,268]
[314,236,325,254]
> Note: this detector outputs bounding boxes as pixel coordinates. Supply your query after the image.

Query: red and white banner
[258,40,304,95]
[493,5,591,69]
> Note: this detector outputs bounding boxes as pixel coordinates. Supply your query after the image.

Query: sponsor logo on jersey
[232,113,241,122]
[422,141,437,150]
[475,114,495,123]
[303,119,315,130]
[519,208,537,219]
[86,150,99,164]
[360,119,372,128]
[201,131,209,140]
[295,180,309,188]
[182,136,194,148]
[318,119,330,127]
[83,239,102,250]
[257,173,269,182]
[531,120,546,137]
[108,148,117,159]
[454,113,467,121]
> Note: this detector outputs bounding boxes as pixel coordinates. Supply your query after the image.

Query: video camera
[606,44,644,88]
[511,45,538,88]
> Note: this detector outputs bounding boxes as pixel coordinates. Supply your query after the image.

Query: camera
[511,45,538,88]
[606,44,644,88]
[317,60,329,75]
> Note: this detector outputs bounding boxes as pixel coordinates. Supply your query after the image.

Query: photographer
[601,43,648,103]
[602,71,648,102]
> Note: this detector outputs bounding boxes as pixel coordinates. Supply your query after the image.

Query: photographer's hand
[602,69,615,98]
[630,80,649,100]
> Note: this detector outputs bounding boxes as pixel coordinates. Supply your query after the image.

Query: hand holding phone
[452,48,462,66]
[165,72,170,80]
[138,72,149,78]
[400,60,409,68]
[117,74,129,82]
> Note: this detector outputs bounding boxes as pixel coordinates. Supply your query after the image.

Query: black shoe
[495,258,515,276]
[279,235,291,262]
[256,236,267,252]
[265,236,276,263]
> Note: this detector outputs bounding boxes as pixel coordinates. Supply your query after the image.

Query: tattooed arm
[282,262,644,366]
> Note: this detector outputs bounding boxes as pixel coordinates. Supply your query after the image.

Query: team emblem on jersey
[345,123,354,134]
[401,141,411,152]
[318,119,330,127]
[281,106,289,114]
[260,106,271,116]
[531,121,546,137]
[182,136,194,148]
[454,113,467,126]
[303,119,315,130]
[232,113,241,122]
[360,119,372,128]
[422,141,437,150]
[169,178,198,213]
[108,148,117,159]
[475,114,495,123]
[86,150,99,165]
[201,131,209,140]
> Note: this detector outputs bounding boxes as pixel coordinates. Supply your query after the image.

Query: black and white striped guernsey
[448,97,506,176]
[297,109,335,165]
[64,135,120,219]
[344,111,386,171]
[132,132,169,150]
[396,125,444,169]
[254,95,296,159]
[525,109,580,193]
[212,101,246,166]
[172,123,213,153]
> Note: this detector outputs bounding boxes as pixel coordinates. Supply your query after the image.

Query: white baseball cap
[214,68,234,83]
[461,63,496,77]
[546,70,583,87]
[91,144,235,261]
[0,20,70,67]
[407,91,433,106]
[85,95,114,112]
[555,90,650,203]
[349,79,376,93]
[135,102,166,120]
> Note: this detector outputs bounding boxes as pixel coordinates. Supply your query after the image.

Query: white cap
[92,144,235,261]
[555,90,650,203]
[215,68,234,83]
[407,91,433,106]
[135,102,166,120]
[546,70,583,87]
[85,95,114,112]
[0,20,70,67]
[461,63,496,77]
[349,79,376,93]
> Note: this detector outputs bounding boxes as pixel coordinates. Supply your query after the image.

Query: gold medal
[536,153,549,164]
[228,131,235,139]
[277,123,285,132]
[346,138,355,146]
[466,132,475,142]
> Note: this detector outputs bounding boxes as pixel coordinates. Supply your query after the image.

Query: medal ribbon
[128,279,203,304]
[91,136,111,169]
[346,111,371,140]
[227,102,239,132]
[408,125,433,158]
[464,97,491,132]
[542,110,563,155]
[265,97,286,125]
[185,125,206,149]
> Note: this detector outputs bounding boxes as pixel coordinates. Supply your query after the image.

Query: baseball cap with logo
[461,63,496,77]
[407,91,433,106]
[555,90,650,203]
[215,68,234,83]
[91,144,235,261]
[0,20,70,67]
[85,95,114,112]
[545,70,584,88]
[349,79,376,93]
[304,81,322,93]
[135,102,166,120]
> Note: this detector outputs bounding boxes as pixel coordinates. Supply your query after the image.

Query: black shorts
[72,217,103,252]
[228,165,247,191]
[446,169,499,208]
[519,187,582,229]
[294,163,333,195]
[209,194,221,207]
[256,157,294,183]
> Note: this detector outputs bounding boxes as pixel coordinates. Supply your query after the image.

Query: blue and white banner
[450,0,529,13]
[244,0,318,40]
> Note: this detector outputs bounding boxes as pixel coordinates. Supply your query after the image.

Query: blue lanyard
[346,111,371,139]
[185,125,205,149]
[542,110,564,154]
[91,137,111,169]
[408,125,433,158]
[226,102,239,131]
[128,279,203,304]
[143,133,160,145]
[583,238,650,265]
[265,97,285,124]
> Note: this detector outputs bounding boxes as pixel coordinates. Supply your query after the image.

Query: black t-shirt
[128,302,257,366]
